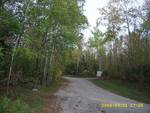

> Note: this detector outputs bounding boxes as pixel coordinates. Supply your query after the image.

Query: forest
[66,0,150,87]
[0,0,150,112]
[0,0,87,91]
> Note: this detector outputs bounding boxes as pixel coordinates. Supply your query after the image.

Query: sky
[83,0,144,42]
[83,0,108,41]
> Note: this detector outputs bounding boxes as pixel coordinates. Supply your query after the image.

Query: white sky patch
[83,0,144,42]
[83,0,108,42]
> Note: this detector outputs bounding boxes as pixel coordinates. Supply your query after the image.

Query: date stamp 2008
[101,103,144,108]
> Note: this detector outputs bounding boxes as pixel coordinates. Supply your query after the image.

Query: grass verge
[15,79,63,113]
[91,79,150,104]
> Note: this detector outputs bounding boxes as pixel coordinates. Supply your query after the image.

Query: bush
[0,97,32,113]
[14,48,37,77]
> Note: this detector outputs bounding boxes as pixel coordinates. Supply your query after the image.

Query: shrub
[14,48,37,77]
[0,97,32,113]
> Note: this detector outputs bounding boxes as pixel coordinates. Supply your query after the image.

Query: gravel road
[56,77,150,113]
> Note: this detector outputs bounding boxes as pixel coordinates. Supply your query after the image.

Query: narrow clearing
[55,77,150,113]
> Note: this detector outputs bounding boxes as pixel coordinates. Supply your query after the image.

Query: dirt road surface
[56,77,150,113]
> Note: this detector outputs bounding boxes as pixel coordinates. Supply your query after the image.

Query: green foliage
[91,79,150,103]
[102,32,150,87]
[0,97,32,113]
[64,49,99,77]
[0,48,4,58]
[143,0,150,35]
[14,48,37,76]
[51,63,63,81]
[0,8,20,38]
[0,48,4,72]
[91,0,150,88]
[0,0,87,88]
[0,7,20,79]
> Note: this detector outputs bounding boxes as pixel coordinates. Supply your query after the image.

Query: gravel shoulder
[55,77,150,113]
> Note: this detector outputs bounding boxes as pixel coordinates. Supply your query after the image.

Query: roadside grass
[16,79,63,113]
[41,80,62,92]
[91,79,150,104]
[16,87,43,113]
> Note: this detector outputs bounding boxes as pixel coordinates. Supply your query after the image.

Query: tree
[89,27,105,70]
[143,0,150,37]
[0,7,20,83]
[98,0,142,37]
[93,0,150,87]
[0,0,87,94]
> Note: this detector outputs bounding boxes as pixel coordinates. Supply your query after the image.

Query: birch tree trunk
[97,49,102,71]
[7,0,31,95]
[43,50,48,86]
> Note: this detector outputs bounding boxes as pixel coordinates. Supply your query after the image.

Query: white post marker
[96,71,102,79]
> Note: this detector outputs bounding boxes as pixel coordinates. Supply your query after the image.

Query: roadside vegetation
[0,0,150,112]
[0,79,63,113]
[91,79,150,104]
[0,0,87,112]
[65,0,150,103]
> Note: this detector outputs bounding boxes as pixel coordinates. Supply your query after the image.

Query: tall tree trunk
[7,0,31,95]
[125,15,131,37]
[43,51,48,86]
[76,59,80,75]
[7,36,20,95]
[97,49,102,71]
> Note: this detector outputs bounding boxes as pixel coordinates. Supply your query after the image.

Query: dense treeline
[0,0,150,112]
[0,0,150,95]
[1,0,149,112]
[101,0,150,87]
[64,47,99,77]
[66,0,150,88]
[103,33,150,85]
[0,0,87,94]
